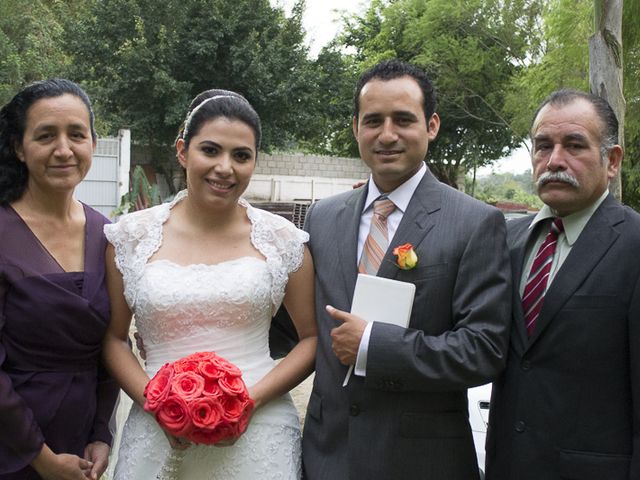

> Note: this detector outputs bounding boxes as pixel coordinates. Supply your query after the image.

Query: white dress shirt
[353,163,426,376]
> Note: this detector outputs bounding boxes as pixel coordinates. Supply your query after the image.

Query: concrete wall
[255,152,369,179]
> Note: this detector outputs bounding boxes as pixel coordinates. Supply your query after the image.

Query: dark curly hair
[353,59,437,124]
[176,89,261,151]
[0,78,96,206]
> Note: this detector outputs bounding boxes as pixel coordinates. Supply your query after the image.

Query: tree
[0,0,74,104]
[469,170,543,209]
[503,0,640,210]
[503,0,592,139]
[590,0,624,198]
[64,0,317,193]
[329,0,543,186]
[620,0,640,209]
[297,44,360,156]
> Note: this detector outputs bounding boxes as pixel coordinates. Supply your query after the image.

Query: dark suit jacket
[301,169,512,480]
[486,194,640,480]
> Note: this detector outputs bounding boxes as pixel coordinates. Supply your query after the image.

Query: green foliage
[468,170,543,209]
[297,45,360,156]
[63,0,317,192]
[112,165,162,216]
[503,0,592,139]
[326,0,541,186]
[501,0,639,211]
[0,0,71,104]
[621,0,640,210]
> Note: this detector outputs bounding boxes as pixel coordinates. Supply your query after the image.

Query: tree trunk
[589,0,624,200]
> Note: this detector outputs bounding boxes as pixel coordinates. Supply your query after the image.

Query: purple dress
[0,204,119,479]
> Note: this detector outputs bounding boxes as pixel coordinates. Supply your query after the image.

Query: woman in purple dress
[0,79,119,480]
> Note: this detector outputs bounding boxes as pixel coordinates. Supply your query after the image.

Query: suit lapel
[527,195,623,347]
[377,170,441,279]
[337,186,368,305]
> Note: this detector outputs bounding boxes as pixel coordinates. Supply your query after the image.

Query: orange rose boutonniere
[393,243,418,270]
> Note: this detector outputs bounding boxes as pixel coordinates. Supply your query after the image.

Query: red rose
[189,351,215,361]
[236,406,252,435]
[212,356,242,377]
[173,360,200,374]
[143,363,174,412]
[144,351,254,446]
[219,375,247,396]
[202,378,223,398]
[156,394,192,437]
[188,396,225,429]
[171,372,205,402]
[219,396,245,422]
[199,360,225,379]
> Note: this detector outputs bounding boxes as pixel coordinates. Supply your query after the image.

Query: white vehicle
[468,383,492,479]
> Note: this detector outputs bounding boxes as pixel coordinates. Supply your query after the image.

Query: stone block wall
[256,152,368,179]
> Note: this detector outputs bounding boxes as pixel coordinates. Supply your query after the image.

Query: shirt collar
[528,190,609,245]
[363,163,426,213]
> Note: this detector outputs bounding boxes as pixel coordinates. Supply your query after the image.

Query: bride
[102,89,317,479]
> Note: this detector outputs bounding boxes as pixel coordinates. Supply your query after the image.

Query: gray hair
[531,89,619,165]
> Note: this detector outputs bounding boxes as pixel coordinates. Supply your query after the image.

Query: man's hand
[328,305,367,365]
[83,441,110,480]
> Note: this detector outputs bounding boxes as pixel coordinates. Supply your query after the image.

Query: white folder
[342,274,415,386]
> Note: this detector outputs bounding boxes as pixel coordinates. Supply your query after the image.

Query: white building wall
[75,129,130,217]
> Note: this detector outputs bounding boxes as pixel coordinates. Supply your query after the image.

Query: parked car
[468,383,492,479]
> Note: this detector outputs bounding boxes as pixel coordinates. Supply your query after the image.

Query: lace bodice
[105,191,308,313]
[104,191,308,379]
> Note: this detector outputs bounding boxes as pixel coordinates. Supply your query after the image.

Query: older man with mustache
[485,89,640,480]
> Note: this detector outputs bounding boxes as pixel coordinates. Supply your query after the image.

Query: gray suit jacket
[486,194,640,480]
[302,169,512,480]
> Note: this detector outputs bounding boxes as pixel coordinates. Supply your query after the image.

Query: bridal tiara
[182,94,236,138]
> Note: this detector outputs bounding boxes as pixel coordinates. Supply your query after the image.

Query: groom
[301,59,512,479]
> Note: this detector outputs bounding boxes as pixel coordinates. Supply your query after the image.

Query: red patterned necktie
[522,218,564,337]
[358,197,396,275]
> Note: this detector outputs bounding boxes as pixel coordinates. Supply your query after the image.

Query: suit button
[515,421,526,433]
[521,360,531,371]
[349,404,360,416]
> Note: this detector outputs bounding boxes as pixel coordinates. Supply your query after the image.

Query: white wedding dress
[104,191,307,480]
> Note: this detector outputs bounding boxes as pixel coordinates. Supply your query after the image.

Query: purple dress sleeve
[0,272,45,468]
[0,205,119,475]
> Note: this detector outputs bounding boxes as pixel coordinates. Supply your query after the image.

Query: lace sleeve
[103,204,171,308]
[246,202,309,315]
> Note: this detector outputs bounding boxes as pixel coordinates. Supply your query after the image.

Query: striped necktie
[522,218,564,336]
[358,197,396,275]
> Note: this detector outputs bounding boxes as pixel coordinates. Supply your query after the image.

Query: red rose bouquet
[144,351,254,445]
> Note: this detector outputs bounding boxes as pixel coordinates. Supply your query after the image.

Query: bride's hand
[214,438,238,447]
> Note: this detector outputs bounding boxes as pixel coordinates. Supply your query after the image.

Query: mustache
[536,171,580,189]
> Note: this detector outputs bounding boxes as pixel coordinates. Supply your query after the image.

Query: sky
[272,0,532,175]
[272,0,366,57]
[478,145,532,176]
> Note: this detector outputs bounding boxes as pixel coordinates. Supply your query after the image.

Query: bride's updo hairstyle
[0,79,96,206]
[177,89,261,151]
